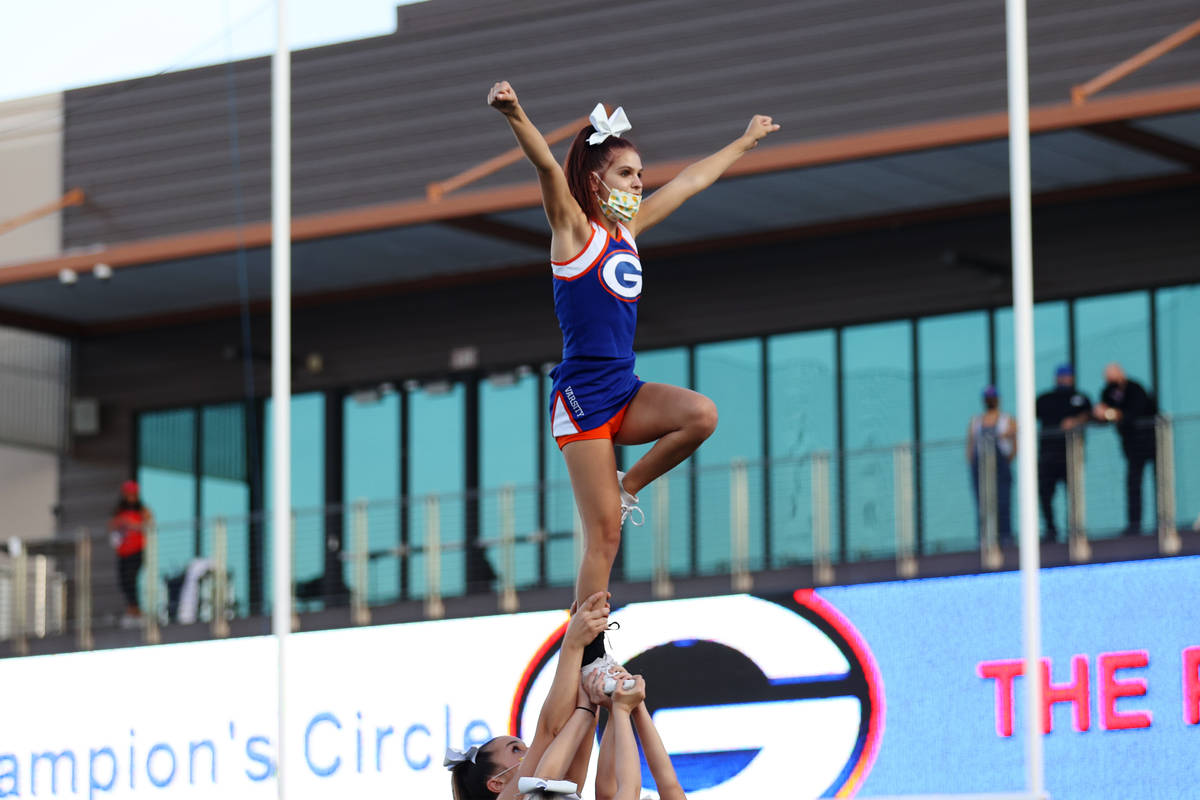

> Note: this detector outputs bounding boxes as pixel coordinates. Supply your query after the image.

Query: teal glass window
[408,382,465,598]
[1156,284,1200,523]
[263,393,325,609]
[200,404,250,615]
[767,330,837,567]
[695,339,763,574]
[994,302,1069,405]
[918,311,990,554]
[842,321,913,560]
[344,390,401,604]
[137,408,197,597]
[1075,291,1152,537]
[480,372,540,590]
[995,302,1069,536]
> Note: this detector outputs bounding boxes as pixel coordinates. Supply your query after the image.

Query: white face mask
[593,174,641,223]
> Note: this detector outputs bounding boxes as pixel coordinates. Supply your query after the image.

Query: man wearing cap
[1035,365,1092,541]
[108,479,153,627]
[1093,362,1158,536]
[966,385,1017,542]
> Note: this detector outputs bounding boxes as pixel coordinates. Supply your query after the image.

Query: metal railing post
[76,531,94,650]
[1156,415,1180,554]
[981,445,1003,570]
[9,538,28,655]
[730,459,753,592]
[652,475,673,599]
[1066,428,1090,562]
[894,444,917,578]
[32,555,47,638]
[144,521,161,644]
[351,501,372,625]
[811,452,834,585]
[212,518,230,638]
[499,486,519,613]
[424,495,444,619]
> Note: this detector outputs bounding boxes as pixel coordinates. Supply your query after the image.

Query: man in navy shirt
[1035,364,1091,541]
[1094,362,1158,536]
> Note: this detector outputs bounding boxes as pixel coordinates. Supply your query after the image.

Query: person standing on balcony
[967,385,1017,542]
[1035,365,1091,542]
[108,479,152,627]
[1093,362,1158,536]
[487,82,778,676]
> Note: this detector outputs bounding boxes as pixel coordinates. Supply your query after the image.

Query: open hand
[488,81,519,115]
[743,114,780,148]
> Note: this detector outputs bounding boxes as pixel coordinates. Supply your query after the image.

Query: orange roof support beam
[427,115,589,201]
[1072,18,1200,105]
[0,188,85,239]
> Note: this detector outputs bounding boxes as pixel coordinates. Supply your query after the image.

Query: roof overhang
[2,83,1198,334]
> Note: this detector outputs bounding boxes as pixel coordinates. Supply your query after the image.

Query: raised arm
[632,703,687,800]
[488,82,590,253]
[608,677,647,800]
[529,676,601,786]
[633,115,779,235]
[514,590,610,791]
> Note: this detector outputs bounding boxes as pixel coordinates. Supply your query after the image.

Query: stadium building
[0,3,1199,794]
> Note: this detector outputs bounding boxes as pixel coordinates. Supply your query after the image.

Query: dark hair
[563,125,638,222]
[449,742,501,800]
[114,497,145,514]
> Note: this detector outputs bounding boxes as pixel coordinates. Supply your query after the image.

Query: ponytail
[448,744,500,800]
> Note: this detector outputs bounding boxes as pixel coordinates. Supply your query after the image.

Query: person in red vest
[108,479,153,626]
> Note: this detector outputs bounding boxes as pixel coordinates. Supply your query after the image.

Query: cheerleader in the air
[487,81,778,680]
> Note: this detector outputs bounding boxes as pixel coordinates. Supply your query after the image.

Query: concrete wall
[0,442,59,541]
[0,92,63,265]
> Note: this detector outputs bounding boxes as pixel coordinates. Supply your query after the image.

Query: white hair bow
[518,777,579,798]
[587,103,632,145]
[443,746,480,769]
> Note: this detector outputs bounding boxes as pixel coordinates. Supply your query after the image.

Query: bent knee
[690,396,718,439]
[583,514,623,556]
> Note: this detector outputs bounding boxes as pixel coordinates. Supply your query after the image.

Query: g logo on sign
[600,252,642,301]
[510,592,884,799]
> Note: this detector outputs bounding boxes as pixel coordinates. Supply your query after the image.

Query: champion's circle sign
[510,592,885,799]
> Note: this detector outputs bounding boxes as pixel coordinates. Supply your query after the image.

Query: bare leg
[562,439,623,610]
[614,383,717,496]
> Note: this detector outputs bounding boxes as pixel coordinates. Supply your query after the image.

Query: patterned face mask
[594,175,641,223]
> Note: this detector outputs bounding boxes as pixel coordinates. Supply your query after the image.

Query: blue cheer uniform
[549,220,644,439]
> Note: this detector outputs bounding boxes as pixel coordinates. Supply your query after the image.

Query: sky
[0,0,425,104]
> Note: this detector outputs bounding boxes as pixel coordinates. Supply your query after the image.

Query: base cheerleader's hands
[488,81,519,116]
[564,590,611,651]
[612,675,646,712]
[584,667,634,709]
[741,115,780,149]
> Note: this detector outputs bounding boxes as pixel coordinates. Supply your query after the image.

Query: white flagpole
[271,0,292,797]
[1004,0,1045,796]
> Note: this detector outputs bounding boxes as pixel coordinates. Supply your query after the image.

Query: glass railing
[2,414,1195,653]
